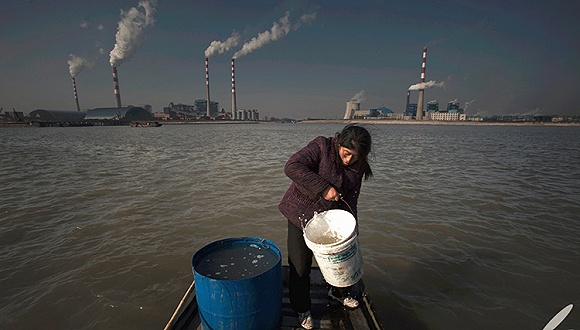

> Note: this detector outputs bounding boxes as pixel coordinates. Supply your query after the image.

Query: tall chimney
[72,77,81,112]
[231,58,237,120]
[406,90,410,113]
[416,47,427,120]
[112,66,122,108]
[205,57,211,117]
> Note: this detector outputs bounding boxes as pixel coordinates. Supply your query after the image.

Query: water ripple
[0,124,579,329]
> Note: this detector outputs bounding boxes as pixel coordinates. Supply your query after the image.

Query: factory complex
[1,47,577,127]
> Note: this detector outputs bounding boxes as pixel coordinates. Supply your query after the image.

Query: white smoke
[350,90,366,103]
[233,11,316,59]
[205,31,241,58]
[68,54,95,77]
[109,0,157,67]
[464,99,476,113]
[96,41,106,55]
[408,80,445,91]
[521,107,544,116]
[293,13,317,30]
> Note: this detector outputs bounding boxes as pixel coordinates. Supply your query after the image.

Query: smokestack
[72,77,81,112]
[205,57,211,117]
[416,47,427,120]
[406,90,410,113]
[231,58,237,120]
[112,66,122,108]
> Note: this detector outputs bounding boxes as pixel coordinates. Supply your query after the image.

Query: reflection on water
[0,123,579,329]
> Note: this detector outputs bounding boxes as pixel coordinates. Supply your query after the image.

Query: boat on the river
[130,121,162,127]
[164,266,382,330]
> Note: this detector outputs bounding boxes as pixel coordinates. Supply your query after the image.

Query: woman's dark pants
[287,220,313,313]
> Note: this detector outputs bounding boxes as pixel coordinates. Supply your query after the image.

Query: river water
[1,123,578,329]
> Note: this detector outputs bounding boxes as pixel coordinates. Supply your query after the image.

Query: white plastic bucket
[303,209,363,287]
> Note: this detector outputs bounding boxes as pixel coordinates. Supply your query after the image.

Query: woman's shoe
[328,288,359,309]
[298,310,314,329]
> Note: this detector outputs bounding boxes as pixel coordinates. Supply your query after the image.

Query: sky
[1,0,579,119]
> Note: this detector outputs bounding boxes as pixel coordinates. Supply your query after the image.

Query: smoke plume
[350,90,366,103]
[233,11,316,59]
[408,80,445,91]
[109,0,157,67]
[68,54,95,77]
[462,99,475,113]
[205,31,241,58]
[293,13,317,30]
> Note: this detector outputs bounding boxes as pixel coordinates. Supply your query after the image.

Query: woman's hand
[323,186,341,201]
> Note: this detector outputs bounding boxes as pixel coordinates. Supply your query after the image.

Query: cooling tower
[343,101,360,120]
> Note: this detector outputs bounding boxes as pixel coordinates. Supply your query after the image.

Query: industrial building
[351,107,394,119]
[427,100,439,113]
[447,100,461,113]
[163,102,203,119]
[194,99,219,117]
[29,109,87,123]
[404,103,418,118]
[236,109,260,121]
[85,106,153,121]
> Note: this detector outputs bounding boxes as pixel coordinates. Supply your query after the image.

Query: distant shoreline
[297,119,580,127]
[2,119,578,128]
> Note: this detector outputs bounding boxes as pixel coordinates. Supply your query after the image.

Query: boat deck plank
[165,266,382,330]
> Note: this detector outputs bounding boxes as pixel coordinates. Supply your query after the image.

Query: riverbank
[2,118,578,128]
[298,119,580,127]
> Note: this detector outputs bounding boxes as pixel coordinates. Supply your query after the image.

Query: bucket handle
[339,196,355,215]
[300,196,355,230]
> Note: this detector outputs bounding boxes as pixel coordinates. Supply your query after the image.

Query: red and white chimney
[205,57,211,117]
[416,47,427,120]
[231,58,237,120]
[112,66,122,108]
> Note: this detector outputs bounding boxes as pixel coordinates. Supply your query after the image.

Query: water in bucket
[194,242,279,280]
[304,209,363,287]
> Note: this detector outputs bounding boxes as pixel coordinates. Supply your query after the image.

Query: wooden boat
[164,266,383,330]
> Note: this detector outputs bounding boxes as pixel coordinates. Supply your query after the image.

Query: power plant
[112,66,122,108]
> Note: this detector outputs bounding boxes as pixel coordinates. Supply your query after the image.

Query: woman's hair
[336,124,373,180]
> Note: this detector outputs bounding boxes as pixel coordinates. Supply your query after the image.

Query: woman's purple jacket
[278,136,364,229]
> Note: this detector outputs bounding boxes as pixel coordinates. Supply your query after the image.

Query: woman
[278,124,373,329]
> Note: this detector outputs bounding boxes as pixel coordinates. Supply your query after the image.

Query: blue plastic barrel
[192,237,282,330]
